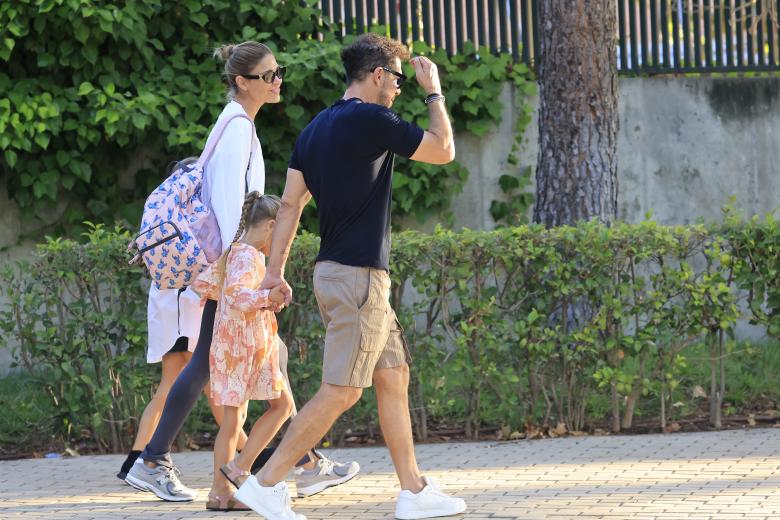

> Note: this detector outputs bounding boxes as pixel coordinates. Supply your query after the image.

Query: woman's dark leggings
[141,299,217,468]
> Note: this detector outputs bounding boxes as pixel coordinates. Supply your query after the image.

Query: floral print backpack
[129,113,255,289]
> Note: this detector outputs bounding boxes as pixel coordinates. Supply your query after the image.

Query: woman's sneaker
[294,452,360,497]
[124,458,197,502]
[394,476,467,519]
[117,449,142,480]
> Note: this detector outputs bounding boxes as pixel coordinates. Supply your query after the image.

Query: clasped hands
[264,274,293,313]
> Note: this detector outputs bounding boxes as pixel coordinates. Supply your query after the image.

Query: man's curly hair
[341,33,411,85]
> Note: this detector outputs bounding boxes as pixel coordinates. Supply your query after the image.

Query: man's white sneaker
[395,476,467,519]
[233,475,306,520]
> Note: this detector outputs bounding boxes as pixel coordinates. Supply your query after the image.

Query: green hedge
[2,215,779,451]
[0,224,150,452]
[0,0,534,231]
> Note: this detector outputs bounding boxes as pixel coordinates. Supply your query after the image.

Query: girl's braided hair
[214,191,282,288]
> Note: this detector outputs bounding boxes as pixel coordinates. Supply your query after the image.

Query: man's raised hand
[410,56,442,95]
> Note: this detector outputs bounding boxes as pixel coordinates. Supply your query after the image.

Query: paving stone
[0,429,779,519]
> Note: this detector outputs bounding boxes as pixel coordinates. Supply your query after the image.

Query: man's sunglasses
[241,66,286,83]
[380,66,407,88]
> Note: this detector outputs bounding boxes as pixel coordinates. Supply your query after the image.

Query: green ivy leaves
[0,1,535,235]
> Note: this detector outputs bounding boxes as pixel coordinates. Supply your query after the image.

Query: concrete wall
[0,184,42,374]
[451,76,780,229]
[619,77,780,223]
[5,77,775,246]
[449,83,540,230]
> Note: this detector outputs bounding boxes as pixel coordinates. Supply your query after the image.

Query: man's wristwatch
[424,93,445,105]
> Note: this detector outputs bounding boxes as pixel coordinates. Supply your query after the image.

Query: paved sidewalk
[1,428,778,519]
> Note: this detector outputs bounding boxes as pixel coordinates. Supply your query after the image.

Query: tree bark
[534,0,619,226]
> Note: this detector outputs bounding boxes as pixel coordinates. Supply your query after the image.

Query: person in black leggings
[141,299,218,469]
[125,40,359,504]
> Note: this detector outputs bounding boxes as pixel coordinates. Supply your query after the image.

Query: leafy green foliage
[0,223,151,452]
[725,209,780,338]
[0,370,59,455]
[489,68,536,227]
[2,218,780,449]
[0,1,535,235]
[490,166,534,225]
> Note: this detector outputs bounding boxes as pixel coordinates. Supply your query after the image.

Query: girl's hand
[269,284,286,309]
[261,273,293,306]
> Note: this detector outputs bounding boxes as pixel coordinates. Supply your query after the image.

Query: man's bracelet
[424,93,445,105]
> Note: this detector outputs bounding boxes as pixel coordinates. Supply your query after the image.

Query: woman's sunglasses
[380,66,407,88]
[241,66,286,83]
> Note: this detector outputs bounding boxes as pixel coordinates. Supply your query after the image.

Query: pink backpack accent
[130,114,256,289]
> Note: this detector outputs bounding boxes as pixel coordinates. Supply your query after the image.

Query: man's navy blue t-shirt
[289,98,424,271]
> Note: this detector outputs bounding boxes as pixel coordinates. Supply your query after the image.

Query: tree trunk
[709,331,723,428]
[534,0,619,226]
[621,348,649,429]
[610,380,621,433]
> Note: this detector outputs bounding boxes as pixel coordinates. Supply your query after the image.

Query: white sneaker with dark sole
[395,476,467,519]
[124,458,197,502]
[295,452,360,497]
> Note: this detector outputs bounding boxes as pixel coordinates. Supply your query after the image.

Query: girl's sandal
[205,491,250,511]
[220,459,251,488]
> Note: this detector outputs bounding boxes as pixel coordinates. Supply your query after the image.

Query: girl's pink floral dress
[193,242,285,407]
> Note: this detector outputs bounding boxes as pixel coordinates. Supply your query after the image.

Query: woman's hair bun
[213,44,236,62]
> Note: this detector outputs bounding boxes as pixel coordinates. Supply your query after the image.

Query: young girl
[193,192,294,511]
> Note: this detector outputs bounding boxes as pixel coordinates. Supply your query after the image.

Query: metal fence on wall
[618,0,780,72]
[318,0,780,74]
[319,0,540,64]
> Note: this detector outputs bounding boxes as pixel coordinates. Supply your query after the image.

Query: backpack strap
[197,113,257,169]
[176,286,186,335]
[198,112,258,206]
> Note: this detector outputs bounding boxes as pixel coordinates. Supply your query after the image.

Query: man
[233,34,466,520]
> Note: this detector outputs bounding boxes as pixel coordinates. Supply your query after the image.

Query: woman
[124,41,358,507]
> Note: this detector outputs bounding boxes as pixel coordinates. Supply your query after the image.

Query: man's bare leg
[374,364,425,492]
[373,364,467,518]
[257,383,362,486]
